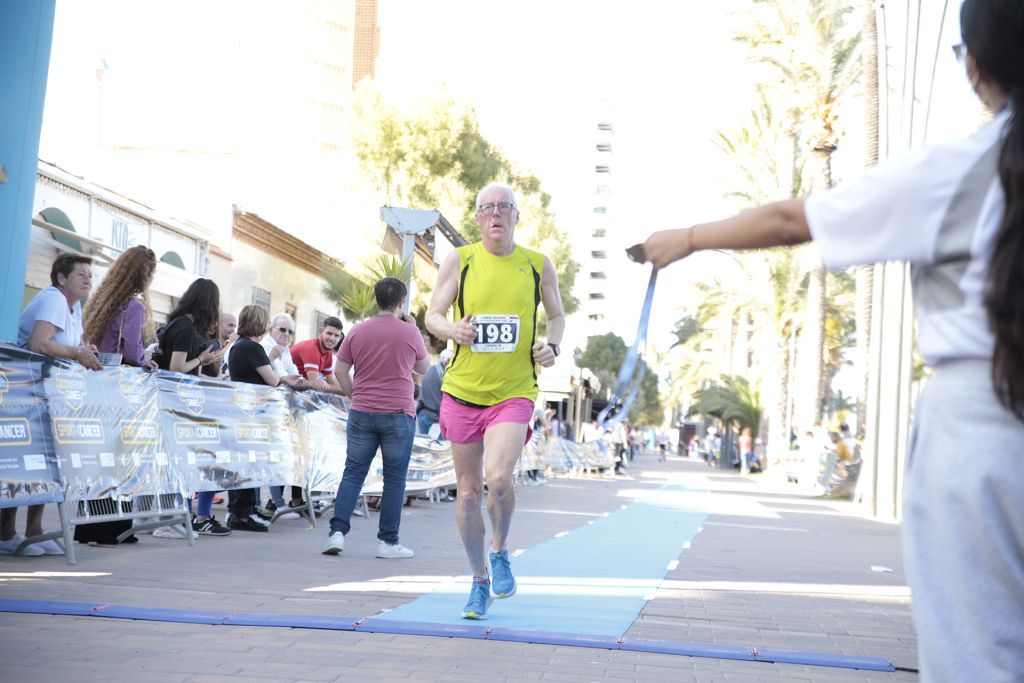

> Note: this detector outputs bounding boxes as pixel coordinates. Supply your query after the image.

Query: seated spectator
[260,312,309,519]
[84,245,159,370]
[226,305,283,532]
[285,316,346,514]
[75,245,159,545]
[291,316,346,396]
[1,254,102,556]
[206,312,237,379]
[154,278,230,538]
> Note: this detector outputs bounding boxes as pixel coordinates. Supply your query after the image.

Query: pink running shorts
[439,394,535,445]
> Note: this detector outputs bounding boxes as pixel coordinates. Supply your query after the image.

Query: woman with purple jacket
[83,245,158,370]
[75,245,158,545]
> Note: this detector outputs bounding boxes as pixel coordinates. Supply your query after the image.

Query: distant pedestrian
[416,348,452,436]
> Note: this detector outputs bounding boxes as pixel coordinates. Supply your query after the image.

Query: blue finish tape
[0,598,896,672]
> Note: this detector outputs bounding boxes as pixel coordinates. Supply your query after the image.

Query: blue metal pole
[0,1,57,341]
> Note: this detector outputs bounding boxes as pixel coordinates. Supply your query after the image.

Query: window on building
[38,207,83,253]
[252,287,271,313]
[160,251,186,269]
[588,313,604,322]
[596,185,611,196]
[595,165,611,174]
[593,206,607,214]
[313,309,331,337]
[591,228,606,238]
[588,292,606,300]
[597,121,613,132]
[589,271,607,280]
[591,250,607,259]
[596,142,612,152]
[285,303,297,319]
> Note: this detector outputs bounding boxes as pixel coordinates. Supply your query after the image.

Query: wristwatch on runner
[547,342,560,357]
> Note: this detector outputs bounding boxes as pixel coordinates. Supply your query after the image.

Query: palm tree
[322,254,412,322]
[733,0,860,433]
[688,375,763,472]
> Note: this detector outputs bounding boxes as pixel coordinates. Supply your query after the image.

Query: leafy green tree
[349,86,579,317]
[578,332,662,426]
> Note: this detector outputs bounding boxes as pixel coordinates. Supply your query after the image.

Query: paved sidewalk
[0,454,918,682]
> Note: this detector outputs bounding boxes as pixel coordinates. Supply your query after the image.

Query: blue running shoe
[462,577,493,620]
[489,549,517,598]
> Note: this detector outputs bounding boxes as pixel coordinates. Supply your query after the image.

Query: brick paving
[0,454,918,681]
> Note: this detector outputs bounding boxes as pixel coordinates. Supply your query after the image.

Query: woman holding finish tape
[636,2,1022,679]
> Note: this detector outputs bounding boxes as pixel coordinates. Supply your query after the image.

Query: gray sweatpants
[903,359,1024,681]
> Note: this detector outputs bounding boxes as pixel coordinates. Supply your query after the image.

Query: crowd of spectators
[1,252,444,555]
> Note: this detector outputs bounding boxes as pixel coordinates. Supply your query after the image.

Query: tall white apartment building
[585,119,614,337]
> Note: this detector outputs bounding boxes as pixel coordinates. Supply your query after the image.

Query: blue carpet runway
[0,483,900,671]
[374,484,710,636]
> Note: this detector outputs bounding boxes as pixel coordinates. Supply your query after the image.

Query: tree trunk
[796,134,833,431]
[856,0,880,440]
[768,333,791,465]
[797,259,827,430]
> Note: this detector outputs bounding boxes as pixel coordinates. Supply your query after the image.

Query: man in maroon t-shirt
[321,278,428,560]
[290,316,344,394]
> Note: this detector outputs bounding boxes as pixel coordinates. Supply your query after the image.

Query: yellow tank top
[442,242,545,406]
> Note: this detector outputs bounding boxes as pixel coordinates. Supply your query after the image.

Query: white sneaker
[322,531,344,555]
[30,539,65,555]
[0,535,45,556]
[249,513,271,528]
[376,541,414,559]
[276,511,300,521]
[153,524,198,540]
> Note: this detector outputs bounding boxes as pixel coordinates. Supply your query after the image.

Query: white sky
[38,0,978,369]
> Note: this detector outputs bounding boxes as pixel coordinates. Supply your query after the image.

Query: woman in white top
[1,254,103,557]
[638,1,1023,679]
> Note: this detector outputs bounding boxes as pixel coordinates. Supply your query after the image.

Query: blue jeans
[329,409,415,544]
[416,411,436,436]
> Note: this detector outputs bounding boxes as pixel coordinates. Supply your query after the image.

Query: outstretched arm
[639,199,811,269]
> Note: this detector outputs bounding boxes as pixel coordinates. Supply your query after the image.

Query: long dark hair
[167,278,221,340]
[964,0,1024,419]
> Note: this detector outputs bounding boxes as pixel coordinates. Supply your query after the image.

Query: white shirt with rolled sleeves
[805,108,1010,365]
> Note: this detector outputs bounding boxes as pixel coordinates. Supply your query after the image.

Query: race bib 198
[471,314,520,353]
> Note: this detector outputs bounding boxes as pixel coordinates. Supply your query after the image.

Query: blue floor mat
[372,484,710,636]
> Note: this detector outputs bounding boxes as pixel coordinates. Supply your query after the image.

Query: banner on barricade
[155,371,295,493]
[288,391,348,494]
[43,364,164,501]
[0,344,62,507]
[2,344,617,511]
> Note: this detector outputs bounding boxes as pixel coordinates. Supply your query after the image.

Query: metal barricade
[67,492,194,563]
